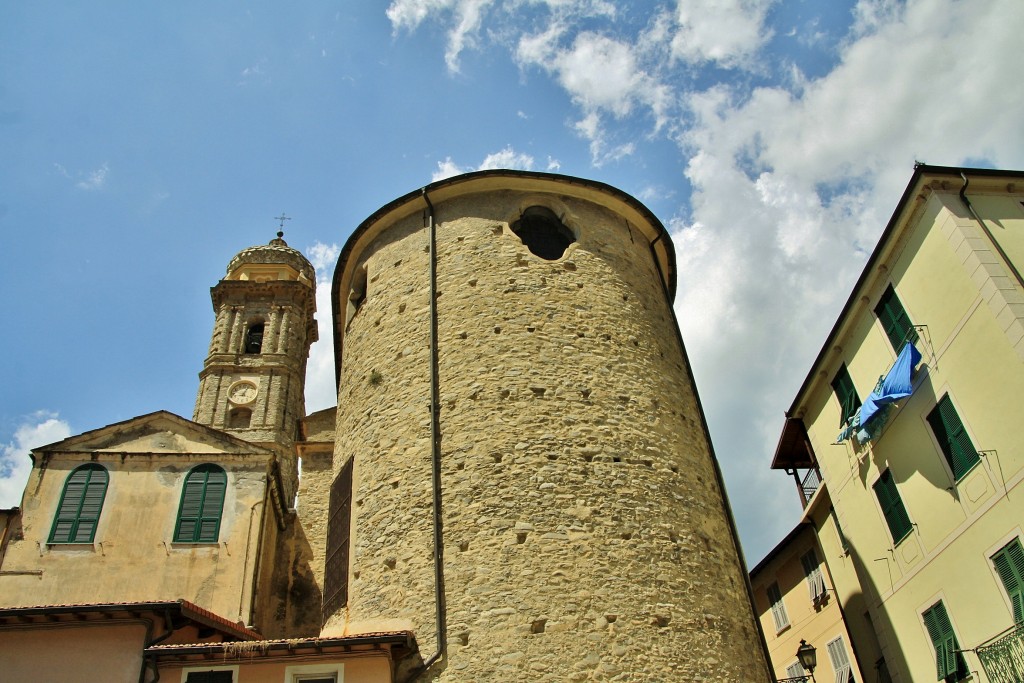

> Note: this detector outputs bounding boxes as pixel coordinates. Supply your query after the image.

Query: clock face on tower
[228,380,258,405]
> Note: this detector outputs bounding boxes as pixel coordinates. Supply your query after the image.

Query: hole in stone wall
[531,618,547,634]
[612,456,622,463]
[494,326,502,334]
[458,541,470,552]
[457,633,470,646]
[511,206,576,260]
[621,532,632,540]
[492,454,503,463]
[384,558,396,570]
[228,408,252,429]
[516,532,528,544]
[605,614,618,623]
[531,387,546,398]
[580,388,591,399]
[546,454,558,460]
[652,614,671,628]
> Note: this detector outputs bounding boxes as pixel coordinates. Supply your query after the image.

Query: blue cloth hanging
[859,341,922,429]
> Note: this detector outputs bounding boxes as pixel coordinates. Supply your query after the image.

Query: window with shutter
[992,538,1024,623]
[49,464,108,544]
[767,581,790,631]
[922,601,968,682]
[826,636,855,683]
[787,662,807,680]
[873,470,913,543]
[874,285,917,350]
[800,548,826,602]
[831,365,861,427]
[927,396,980,482]
[323,458,354,623]
[173,464,227,543]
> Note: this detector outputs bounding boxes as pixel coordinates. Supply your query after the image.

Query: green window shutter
[992,539,1024,623]
[927,396,980,481]
[872,470,913,543]
[874,286,917,350]
[174,465,227,543]
[831,365,861,427]
[49,465,108,544]
[922,602,968,682]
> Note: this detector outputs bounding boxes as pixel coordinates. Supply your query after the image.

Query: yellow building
[772,165,1024,683]
[750,522,866,683]
[0,171,773,682]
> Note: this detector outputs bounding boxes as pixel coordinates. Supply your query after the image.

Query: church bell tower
[193,230,318,500]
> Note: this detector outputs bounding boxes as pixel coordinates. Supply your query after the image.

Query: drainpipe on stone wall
[646,232,777,683]
[241,495,266,626]
[959,172,1024,290]
[403,188,448,682]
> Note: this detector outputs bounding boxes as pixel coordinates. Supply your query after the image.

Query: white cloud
[433,157,468,181]
[670,0,776,68]
[305,242,342,414]
[0,413,72,508]
[432,145,535,181]
[55,162,110,191]
[307,241,341,277]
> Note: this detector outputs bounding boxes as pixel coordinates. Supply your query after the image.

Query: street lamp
[796,639,818,683]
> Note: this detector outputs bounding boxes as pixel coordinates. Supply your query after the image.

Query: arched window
[49,464,108,544]
[174,464,227,543]
[510,206,576,260]
[244,322,265,354]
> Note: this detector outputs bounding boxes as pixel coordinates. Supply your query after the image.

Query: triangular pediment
[35,411,273,456]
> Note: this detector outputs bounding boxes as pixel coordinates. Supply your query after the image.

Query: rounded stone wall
[327,173,769,681]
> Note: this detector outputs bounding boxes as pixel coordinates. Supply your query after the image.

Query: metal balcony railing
[776,677,810,683]
[977,621,1024,683]
[800,468,821,508]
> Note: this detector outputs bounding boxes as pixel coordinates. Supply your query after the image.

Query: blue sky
[2,0,1023,565]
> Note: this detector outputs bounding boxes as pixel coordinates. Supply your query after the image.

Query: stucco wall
[0,622,146,683]
[0,448,268,624]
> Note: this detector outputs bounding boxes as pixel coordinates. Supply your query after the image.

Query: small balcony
[800,468,821,508]
[976,621,1024,683]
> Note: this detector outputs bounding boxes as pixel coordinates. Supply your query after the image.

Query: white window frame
[826,635,854,683]
[180,665,238,683]
[801,548,827,602]
[786,660,807,679]
[284,662,344,682]
[767,581,790,632]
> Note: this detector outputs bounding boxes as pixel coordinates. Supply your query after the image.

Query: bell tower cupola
[194,230,318,499]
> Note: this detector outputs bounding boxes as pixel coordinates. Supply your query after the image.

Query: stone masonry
[322,173,772,681]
